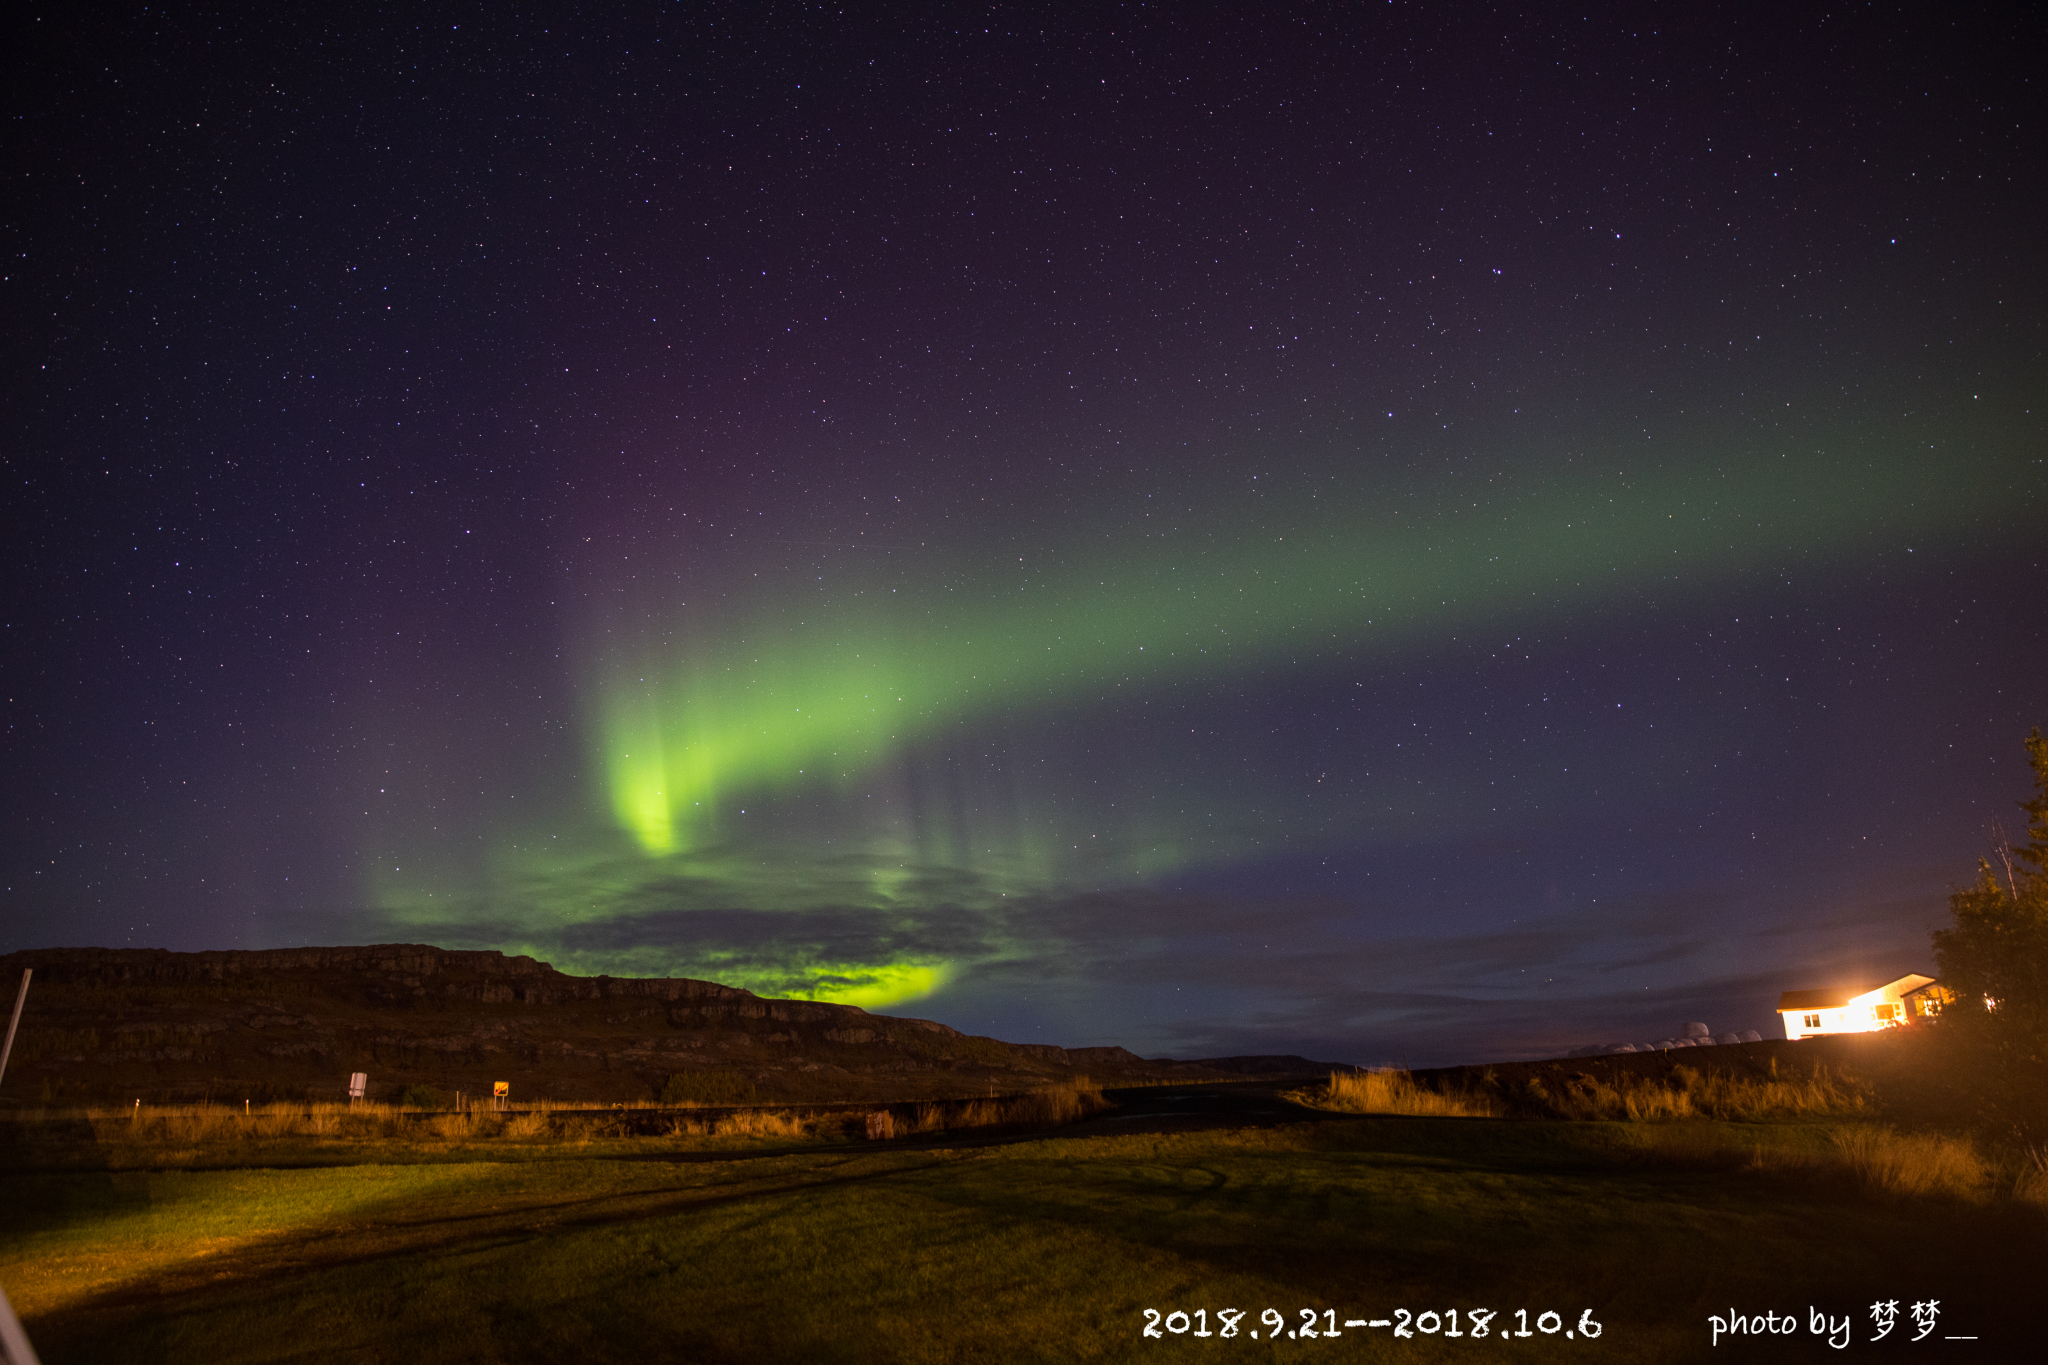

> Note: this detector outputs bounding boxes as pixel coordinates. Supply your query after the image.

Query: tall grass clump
[503,1110,550,1139]
[2014,1148,2048,1209]
[1303,1070,1497,1118]
[900,1080,1112,1134]
[82,1101,404,1144]
[1515,1063,1869,1122]
[1621,1119,2028,1206]
[712,1109,809,1138]
[1828,1126,1991,1200]
[1005,1080,1111,1126]
[432,1111,480,1140]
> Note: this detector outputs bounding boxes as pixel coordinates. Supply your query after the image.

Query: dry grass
[1295,1069,1498,1118]
[1613,1120,2042,1207]
[10,1112,2043,1365]
[1491,1064,2013,1199]
[430,1111,478,1140]
[13,1099,620,1148]
[644,1080,1115,1141]
[712,1109,808,1138]
[502,1111,549,1139]
[1518,1062,1868,1122]
[646,1108,818,1139]
[91,1101,419,1142]
[1298,1064,2044,1211]
[2014,1148,2048,1209]
[1826,1126,1992,1199]
[654,1081,1110,1141]
[901,1080,1113,1133]
[3,1081,1115,1162]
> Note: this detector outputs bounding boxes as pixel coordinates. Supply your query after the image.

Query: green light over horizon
[353,435,2026,1012]
[533,948,951,1010]
[593,449,1996,858]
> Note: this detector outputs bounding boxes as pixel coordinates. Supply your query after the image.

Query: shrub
[1925,730,2048,1146]
[397,1084,445,1110]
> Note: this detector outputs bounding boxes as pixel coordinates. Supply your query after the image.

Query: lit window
[1874,1003,1898,1020]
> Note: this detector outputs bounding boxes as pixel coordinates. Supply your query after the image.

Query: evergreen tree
[1930,728,2048,1143]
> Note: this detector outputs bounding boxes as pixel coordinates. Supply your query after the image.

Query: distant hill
[0,945,1335,1105]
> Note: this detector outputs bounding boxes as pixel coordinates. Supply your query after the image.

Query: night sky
[5,2,2043,1066]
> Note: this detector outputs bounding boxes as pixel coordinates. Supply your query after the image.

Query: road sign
[348,1072,368,1099]
[493,1081,508,1097]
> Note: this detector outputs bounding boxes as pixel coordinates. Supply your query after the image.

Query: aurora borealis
[5,2,2044,1063]
[588,447,2004,860]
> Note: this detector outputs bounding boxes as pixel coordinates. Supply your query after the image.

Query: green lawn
[2,1115,2039,1363]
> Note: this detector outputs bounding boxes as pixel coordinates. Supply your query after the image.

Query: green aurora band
[593,450,1994,857]
[371,443,2022,1008]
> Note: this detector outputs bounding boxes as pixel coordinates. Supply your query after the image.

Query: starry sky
[4,2,2043,1065]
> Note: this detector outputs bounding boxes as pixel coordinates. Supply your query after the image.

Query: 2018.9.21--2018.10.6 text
[1141,1307,1601,1342]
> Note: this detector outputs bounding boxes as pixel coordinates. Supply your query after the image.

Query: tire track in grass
[21,1150,956,1330]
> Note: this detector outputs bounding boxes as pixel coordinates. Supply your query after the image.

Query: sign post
[348,1072,368,1105]
[494,1081,509,1112]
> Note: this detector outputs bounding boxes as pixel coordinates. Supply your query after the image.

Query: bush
[1928,727,2048,1145]
[658,1070,757,1106]
[397,1084,445,1110]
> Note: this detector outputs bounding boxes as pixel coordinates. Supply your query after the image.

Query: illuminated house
[1776,974,1948,1040]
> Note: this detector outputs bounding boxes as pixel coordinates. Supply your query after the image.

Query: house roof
[1777,973,1938,1013]
[1778,988,1863,1011]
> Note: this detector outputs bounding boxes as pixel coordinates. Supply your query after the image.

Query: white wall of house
[1778,975,1934,1040]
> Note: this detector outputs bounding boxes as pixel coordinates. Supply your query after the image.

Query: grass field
[2,1088,2042,1363]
